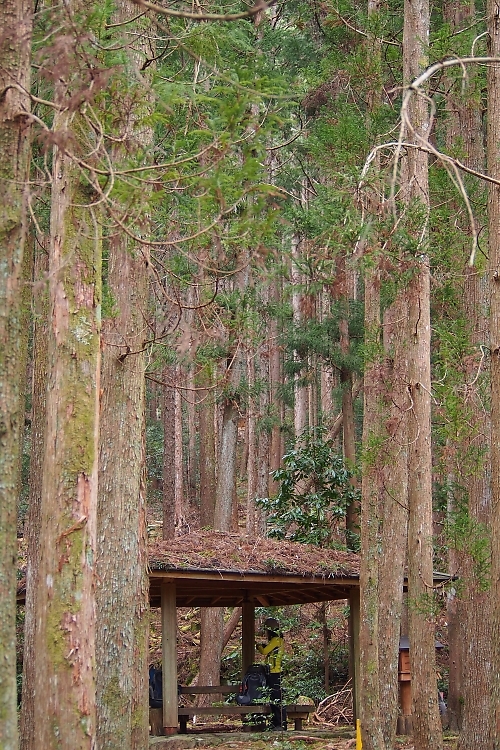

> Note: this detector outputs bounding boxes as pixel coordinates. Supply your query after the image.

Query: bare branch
[131,0,277,23]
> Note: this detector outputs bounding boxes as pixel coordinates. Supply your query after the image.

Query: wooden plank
[179,685,239,695]
[286,705,315,713]
[149,708,164,736]
[161,582,178,733]
[178,705,271,716]
[349,586,360,724]
[241,603,255,677]
[255,595,270,606]
[150,569,359,586]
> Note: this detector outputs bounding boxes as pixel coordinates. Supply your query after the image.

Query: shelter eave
[148,568,359,608]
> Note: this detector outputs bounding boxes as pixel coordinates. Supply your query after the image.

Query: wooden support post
[349,586,360,724]
[161,581,178,735]
[241,602,255,678]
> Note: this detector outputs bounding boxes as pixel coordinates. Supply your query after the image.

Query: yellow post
[356,718,362,750]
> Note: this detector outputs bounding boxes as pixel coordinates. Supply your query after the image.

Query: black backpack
[149,666,163,708]
[236,663,269,705]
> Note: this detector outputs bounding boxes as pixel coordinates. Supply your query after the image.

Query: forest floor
[149,726,459,750]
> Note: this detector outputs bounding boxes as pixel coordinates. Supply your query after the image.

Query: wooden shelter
[149,531,361,734]
[16,531,361,735]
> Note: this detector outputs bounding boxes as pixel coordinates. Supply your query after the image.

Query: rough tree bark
[403,0,442,739]
[291,234,308,436]
[0,0,32,746]
[97,227,149,750]
[487,0,500,743]
[441,3,491,741]
[199,370,217,528]
[96,14,152,744]
[269,278,284,496]
[163,365,185,537]
[378,295,409,745]
[33,86,101,748]
[359,260,385,750]
[20,243,49,750]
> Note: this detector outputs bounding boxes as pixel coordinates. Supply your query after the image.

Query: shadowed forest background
[2,0,500,747]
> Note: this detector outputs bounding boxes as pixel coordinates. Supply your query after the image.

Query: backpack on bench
[149,666,163,709]
[148,666,187,708]
[236,663,269,705]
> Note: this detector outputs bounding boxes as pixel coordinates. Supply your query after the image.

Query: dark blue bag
[149,666,163,708]
[236,663,269,705]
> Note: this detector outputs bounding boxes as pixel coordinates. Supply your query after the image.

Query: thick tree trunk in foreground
[0,1,32,746]
[487,1,500,743]
[20,244,49,750]
[96,226,149,750]
[442,3,491,739]
[96,15,152,743]
[456,272,491,750]
[33,100,101,749]
[402,0,442,743]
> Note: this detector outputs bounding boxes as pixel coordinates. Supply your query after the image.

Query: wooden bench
[177,685,268,733]
[286,703,315,731]
[149,685,315,734]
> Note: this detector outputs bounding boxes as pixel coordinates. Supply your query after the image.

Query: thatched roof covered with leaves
[149,531,359,578]
[17,532,360,608]
[148,531,360,608]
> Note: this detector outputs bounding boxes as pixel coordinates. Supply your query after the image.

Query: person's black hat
[264,617,279,631]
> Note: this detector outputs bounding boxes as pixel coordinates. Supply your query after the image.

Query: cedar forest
[1,0,500,747]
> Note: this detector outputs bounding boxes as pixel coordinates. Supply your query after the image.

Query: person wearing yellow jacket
[257,617,287,730]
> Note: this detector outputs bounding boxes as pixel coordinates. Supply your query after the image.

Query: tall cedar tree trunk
[185,290,198,505]
[455,272,491,749]
[407,264,442,748]
[213,356,243,530]
[199,370,216,527]
[196,363,223,701]
[247,349,258,531]
[246,344,268,535]
[441,4,491,741]
[33,95,101,747]
[487,2,500,744]
[20,244,49,750]
[96,9,151,747]
[206,269,247,693]
[291,235,308,435]
[359,263,386,750]
[0,1,32,745]
[359,2,408,743]
[97,235,149,749]
[203,365,239,689]
[163,365,185,536]
[403,0,442,741]
[337,258,359,549]
[255,344,270,535]
[269,278,284,496]
[198,373,224,699]
[163,367,176,539]
[378,297,409,744]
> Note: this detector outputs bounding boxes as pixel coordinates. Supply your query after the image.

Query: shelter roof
[16,531,360,608]
[148,531,360,608]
